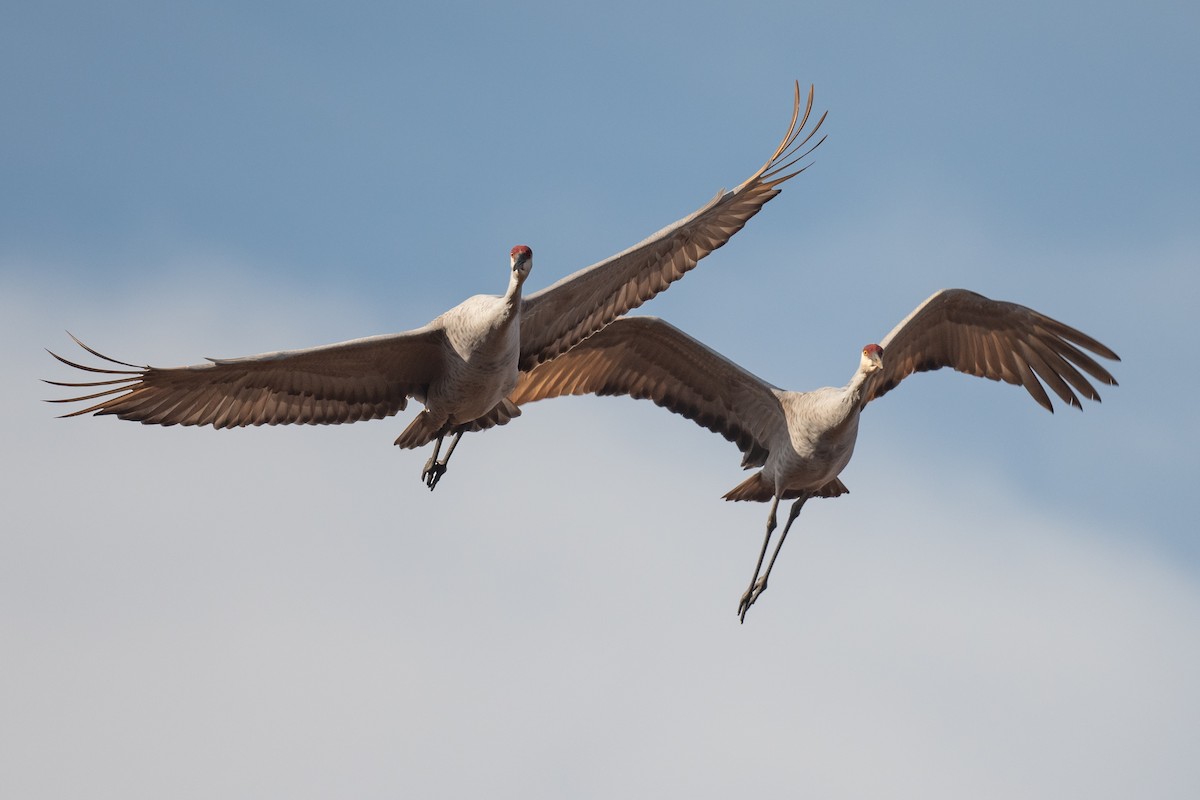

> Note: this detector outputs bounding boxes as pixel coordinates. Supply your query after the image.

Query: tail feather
[723,472,776,502]
[723,473,849,503]
[814,477,849,499]
[394,411,446,449]
[461,398,522,434]
[393,399,523,449]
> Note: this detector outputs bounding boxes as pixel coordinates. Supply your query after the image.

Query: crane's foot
[737,577,768,623]
[421,458,448,491]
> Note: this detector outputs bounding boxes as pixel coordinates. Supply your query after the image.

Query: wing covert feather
[510,316,785,467]
[46,327,451,427]
[863,289,1120,410]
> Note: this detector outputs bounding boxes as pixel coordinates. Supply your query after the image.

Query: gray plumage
[47,83,827,489]
[507,289,1120,620]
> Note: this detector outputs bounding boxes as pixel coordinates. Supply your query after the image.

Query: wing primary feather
[759,120,829,185]
[1018,340,1081,409]
[1032,344,1101,402]
[1041,334,1119,387]
[45,385,134,405]
[43,376,139,389]
[46,349,141,376]
[731,85,824,193]
[1041,318,1121,362]
[65,334,147,369]
[1012,355,1055,411]
[58,393,137,419]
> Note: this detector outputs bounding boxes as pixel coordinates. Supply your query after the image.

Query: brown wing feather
[510,316,786,468]
[46,327,451,427]
[518,82,827,371]
[863,289,1120,411]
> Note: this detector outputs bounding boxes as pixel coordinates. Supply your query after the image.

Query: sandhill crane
[507,291,1120,621]
[46,83,826,490]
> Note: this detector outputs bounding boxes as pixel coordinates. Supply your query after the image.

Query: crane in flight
[506,290,1120,621]
[47,83,826,490]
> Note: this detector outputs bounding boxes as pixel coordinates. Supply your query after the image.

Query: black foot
[737,577,768,623]
[421,459,448,490]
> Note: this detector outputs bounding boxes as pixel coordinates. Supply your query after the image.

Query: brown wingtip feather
[735,84,826,194]
[46,348,141,376]
[65,333,147,370]
[45,335,150,418]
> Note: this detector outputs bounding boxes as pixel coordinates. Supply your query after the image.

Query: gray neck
[503,271,524,307]
[843,364,874,409]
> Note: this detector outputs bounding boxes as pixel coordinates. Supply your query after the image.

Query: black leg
[421,435,445,486]
[739,495,808,622]
[424,430,462,491]
[738,493,781,622]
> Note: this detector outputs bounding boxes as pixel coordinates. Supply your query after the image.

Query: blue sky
[3,2,1198,798]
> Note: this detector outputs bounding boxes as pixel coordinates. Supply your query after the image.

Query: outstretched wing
[510,316,786,468]
[863,289,1121,411]
[518,82,827,371]
[46,327,451,427]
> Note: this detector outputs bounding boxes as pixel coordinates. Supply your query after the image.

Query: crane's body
[396,255,529,457]
[775,386,864,492]
[509,292,1119,621]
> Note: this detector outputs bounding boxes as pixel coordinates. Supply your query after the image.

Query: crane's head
[860,343,884,373]
[510,245,533,282]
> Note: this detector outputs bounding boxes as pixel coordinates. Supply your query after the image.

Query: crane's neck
[841,362,876,409]
[503,269,526,309]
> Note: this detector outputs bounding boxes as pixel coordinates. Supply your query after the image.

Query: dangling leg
[421,434,444,485]
[737,493,781,621]
[739,495,809,622]
[423,430,463,490]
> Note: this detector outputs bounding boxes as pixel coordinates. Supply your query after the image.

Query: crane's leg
[738,495,808,623]
[422,430,463,491]
[420,434,444,479]
[737,494,781,622]
[421,435,445,487]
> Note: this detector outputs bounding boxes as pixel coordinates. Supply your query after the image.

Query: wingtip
[62,333,147,370]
